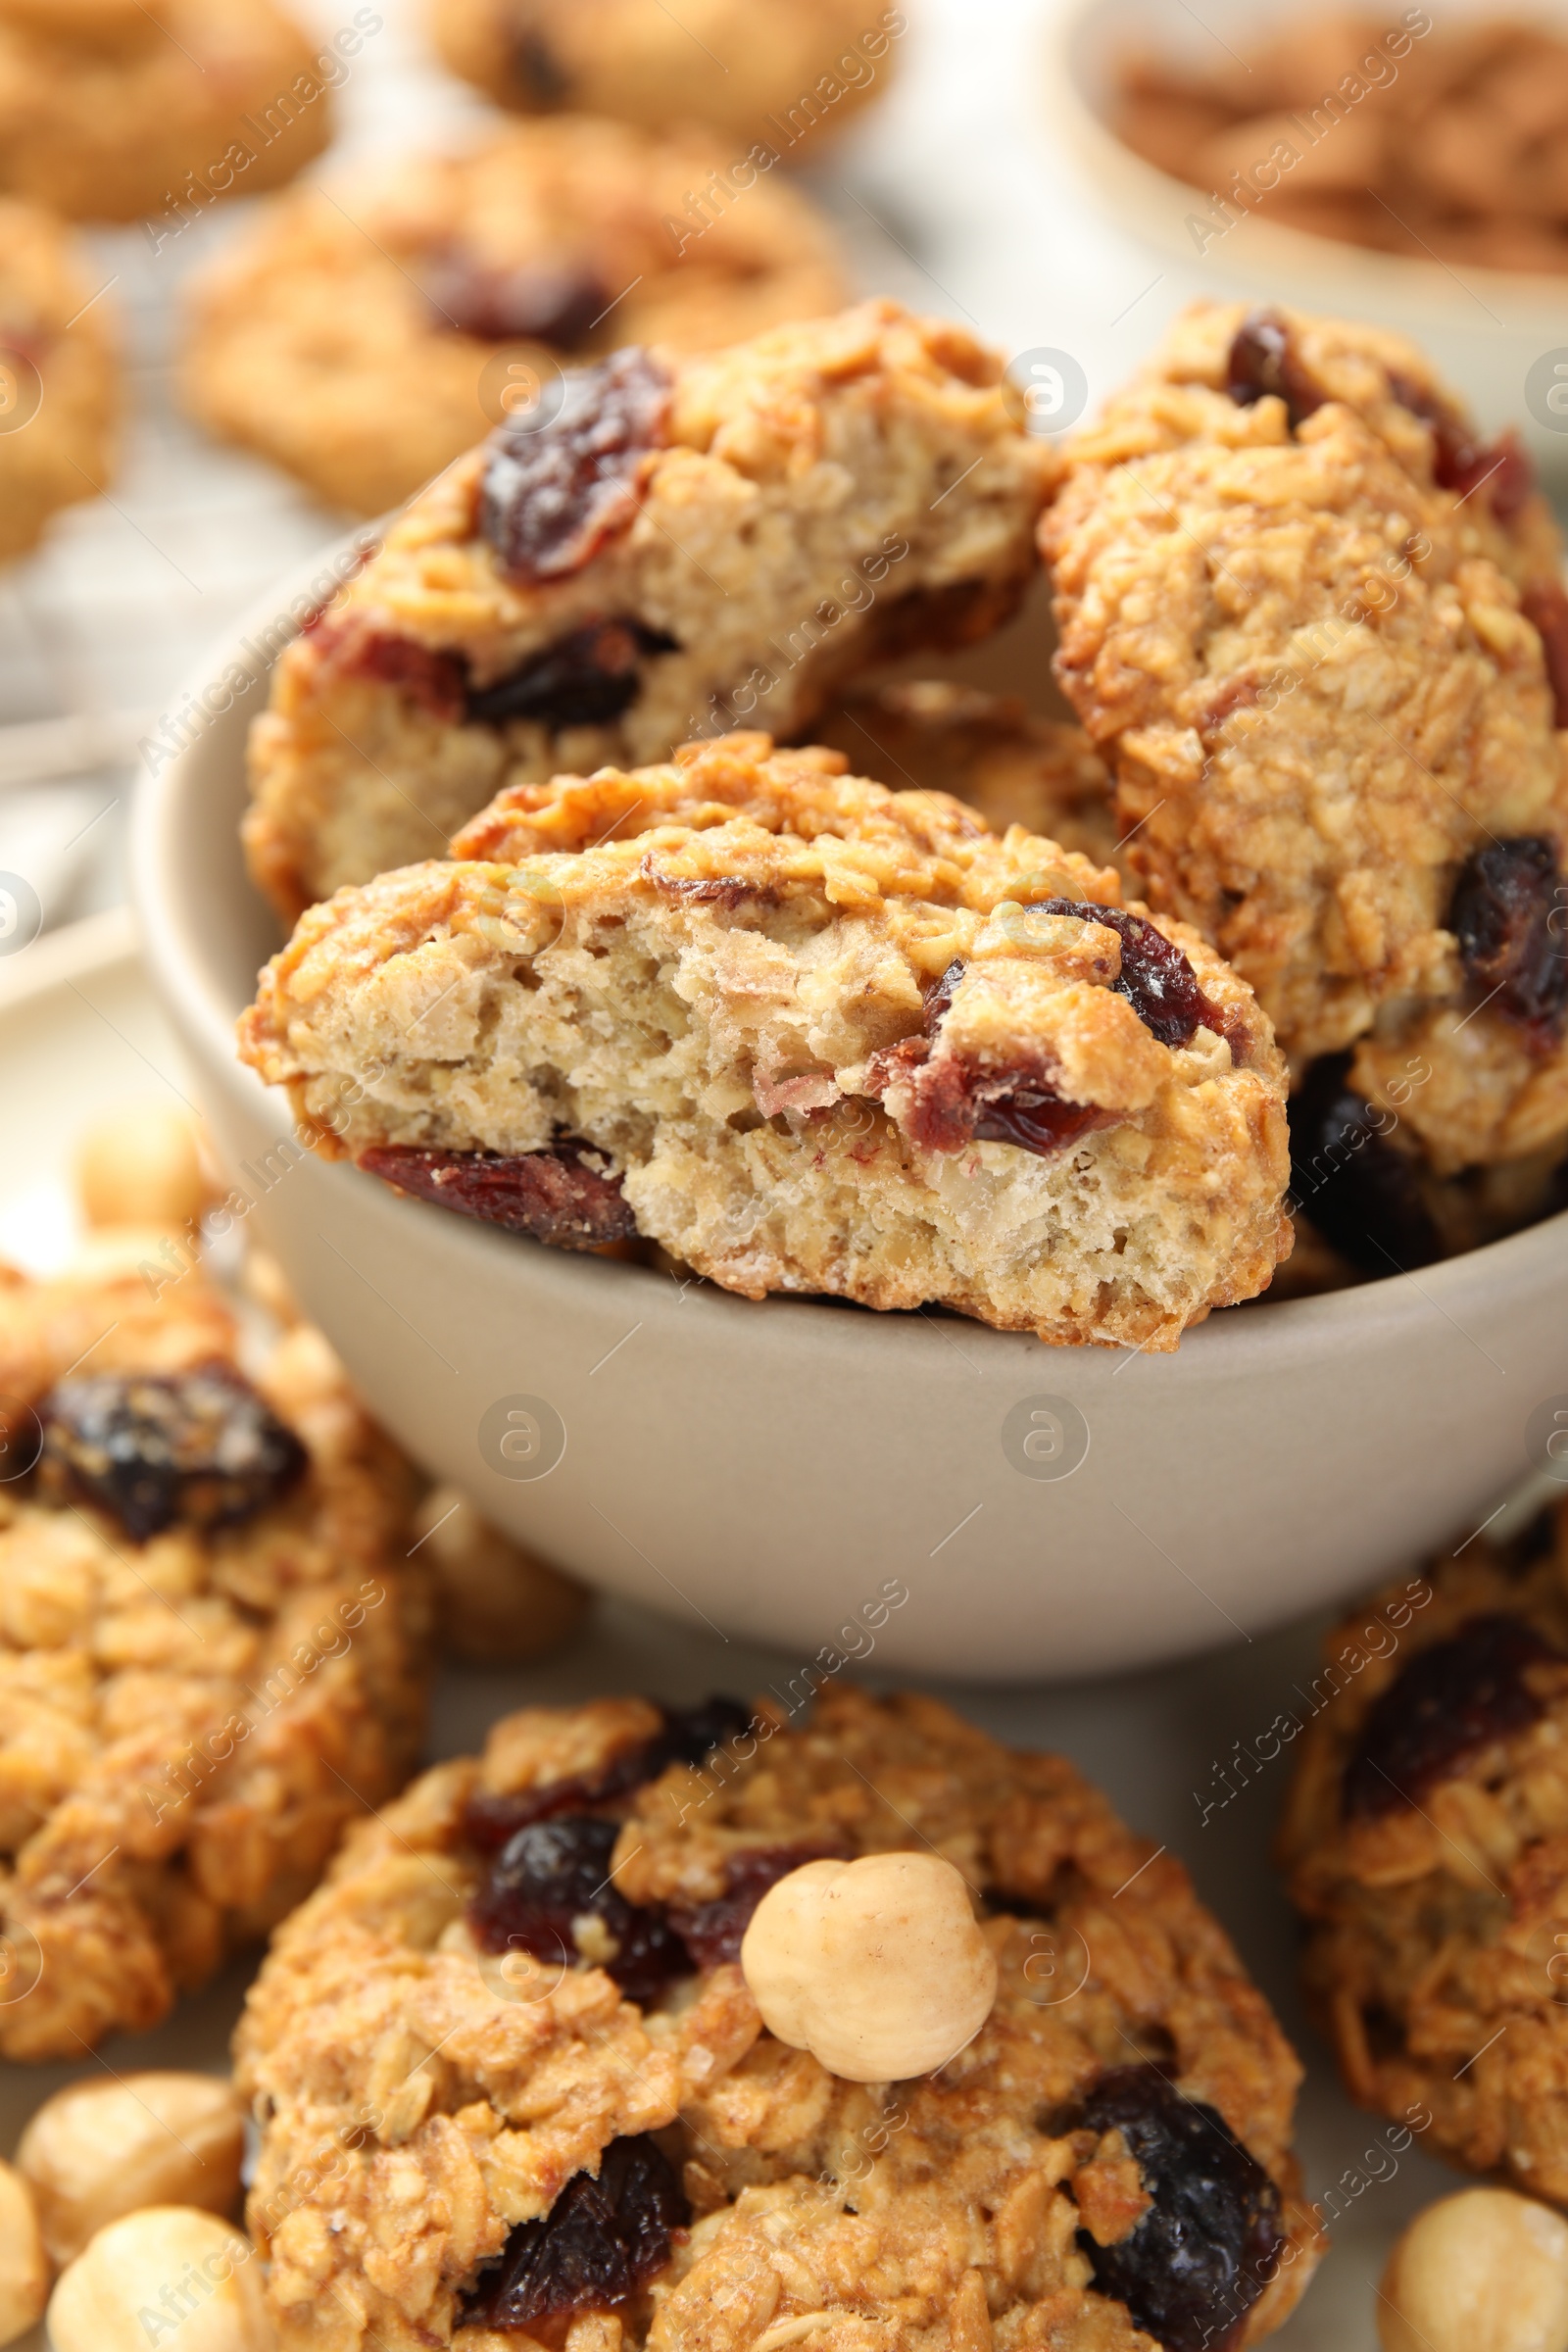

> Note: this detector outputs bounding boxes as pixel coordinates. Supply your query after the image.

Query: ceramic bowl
[131,556,1568,1682]
[1038,0,1568,470]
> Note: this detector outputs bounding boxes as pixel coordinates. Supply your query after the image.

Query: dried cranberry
[348,633,466,722]
[464,2134,687,2328]
[462,1697,752,1852]
[1391,374,1538,523]
[1343,1614,1563,1820]
[1225,312,1325,431]
[469,1815,690,2001]
[1288,1055,1443,1276]
[1078,2066,1284,2352]
[640,858,766,911]
[425,252,610,349]
[1036,903,1239,1051]
[1523,580,1568,728]
[360,1144,636,1250]
[669,1842,851,1971]
[466,620,677,731]
[37,1366,308,1544]
[1448,836,1568,1052]
[480,348,671,584]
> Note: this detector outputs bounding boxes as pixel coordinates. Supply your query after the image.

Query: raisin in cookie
[817,679,1123,872]
[180,119,848,519]
[1279,1503,1568,2205]
[242,302,1057,922]
[430,0,901,149]
[0,0,331,224]
[0,1251,428,2060]
[0,197,117,565]
[1043,302,1568,1178]
[235,1686,1322,2352]
[238,732,1291,1350]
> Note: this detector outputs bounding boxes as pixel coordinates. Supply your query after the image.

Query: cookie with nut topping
[1042,301,1568,1190]
[237,730,1291,1349]
[429,0,901,149]
[0,0,331,223]
[241,301,1057,922]
[235,1686,1322,2352]
[0,1250,428,2060]
[0,197,117,565]
[180,119,848,519]
[1278,1497,1568,2205]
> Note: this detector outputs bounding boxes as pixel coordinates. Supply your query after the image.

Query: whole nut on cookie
[414,1484,589,1662]
[0,2159,48,2347]
[48,2210,269,2352]
[19,2073,244,2266]
[1379,2187,1568,2352]
[76,1103,211,1232]
[740,1851,998,2082]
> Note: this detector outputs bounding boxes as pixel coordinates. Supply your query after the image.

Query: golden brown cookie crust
[0,197,117,564]
[0,0,333,223]
[0,1254,428,2060]
[180,118,849,518]
[429,0,904,151]
[242,302,1058,923]
[1043,301,1568,1171]
[236,1686,1321,2352]
[238,731,1291,1349]
[1279,1504,1568,2204]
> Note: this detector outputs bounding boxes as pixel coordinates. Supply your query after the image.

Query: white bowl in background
[1039,0,1568,467]
[131,559,1568,1682]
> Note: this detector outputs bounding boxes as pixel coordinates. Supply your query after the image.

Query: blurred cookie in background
[0,197,116,564]
[0,0,340,225]
[180,118,849,515]
[431,0,905,152]
[815,680,1124,872]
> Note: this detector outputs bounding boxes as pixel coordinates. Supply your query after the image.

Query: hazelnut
[740,1851,998,2082]
[47,2209,270,2352]
[413,1485,589,1663]
[1379,2186,1568,2352]
[0,2160,47,2347]
[76,1104,210,1233]
[19,2071,243,2265]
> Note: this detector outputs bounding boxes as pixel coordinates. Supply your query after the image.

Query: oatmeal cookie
[816,680,1123,872]
[235,1686,1322,2352]
[242,302,1057,921]
[0,1252,428,2061]
[0,197,117,565]
[0,0,333,224]
[1043,301,1568,1175]
[180,119,849,520]
[238,731,1291,1350]
[1278,1502,1568,2205]
[429,0,902,150]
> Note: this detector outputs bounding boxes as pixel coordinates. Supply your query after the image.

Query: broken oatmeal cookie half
[1042,301,1568,1177]
[234,1687,1323,2352]
[0,1250,428,2060]
[242,301,1057,921]
[237,731,1292,1350]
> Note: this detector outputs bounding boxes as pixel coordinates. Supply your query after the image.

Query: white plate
[0,914,1491,2348]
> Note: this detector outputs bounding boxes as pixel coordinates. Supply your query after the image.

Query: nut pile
[1114,16,1568,273]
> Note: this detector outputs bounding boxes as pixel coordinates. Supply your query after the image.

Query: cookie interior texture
[0,195,118,563]
[1279,1499,1568,2206]
[0,1250,428,2059]
[430,0,900,149]
[237,732,1292,1349]
[1043,299,1568,1176]
[236,1687,1323,2352]
[0,0,332,221]
[180,117,849,517]
[241,301,1057,921]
